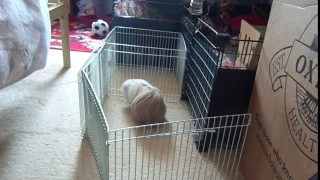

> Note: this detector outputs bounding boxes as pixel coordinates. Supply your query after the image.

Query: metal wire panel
[176,33,187,95]
[78,71,87,139]
[80,71,109,179]
[105,27,187,102]
[183,17,227,120]
[181,17,220,141]
[107,114,251,180]
[78,33,117,179]
[181,16,263,148]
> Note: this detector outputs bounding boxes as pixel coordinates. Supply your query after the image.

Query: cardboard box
[241,0,318,180]
[235,20,266,69]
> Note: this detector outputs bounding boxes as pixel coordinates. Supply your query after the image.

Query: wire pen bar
[197,18,219,34]
[114,32,180,41]
[107,124,251,144]
[106,49,185,59]
[106,42,186,51]
[186,75,209,114]
[187,64,211,101]
[108,113,250,131]
[115,26,180,34]
[188,56,212,89]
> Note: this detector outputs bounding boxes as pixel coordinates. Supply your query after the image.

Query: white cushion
[0,0,51,90]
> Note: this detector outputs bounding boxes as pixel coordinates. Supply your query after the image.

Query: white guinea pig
[120,79,152,104]
[120,79,166,124]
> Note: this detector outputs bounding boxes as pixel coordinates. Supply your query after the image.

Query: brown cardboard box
[235,20,266,69]
[241,0,318,180]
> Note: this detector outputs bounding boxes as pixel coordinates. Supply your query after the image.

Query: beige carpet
[0,50,100,180]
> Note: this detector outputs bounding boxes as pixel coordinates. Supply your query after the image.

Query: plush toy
[72,0,96,17]
[91,19,109,37]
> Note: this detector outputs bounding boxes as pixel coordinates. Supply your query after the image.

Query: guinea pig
[120,79,152,104]
[120,79,166,124]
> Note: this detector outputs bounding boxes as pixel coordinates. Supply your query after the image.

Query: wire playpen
[78,1,264,179]
[78,25,252,180]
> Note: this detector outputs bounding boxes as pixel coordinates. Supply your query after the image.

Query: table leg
[60,12,71,68]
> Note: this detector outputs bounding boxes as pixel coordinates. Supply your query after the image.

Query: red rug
[50,15,113,53]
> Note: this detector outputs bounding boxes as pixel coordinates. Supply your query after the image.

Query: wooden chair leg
[60,12,71,68]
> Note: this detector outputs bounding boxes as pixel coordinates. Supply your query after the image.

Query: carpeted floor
[0,50,100,180]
